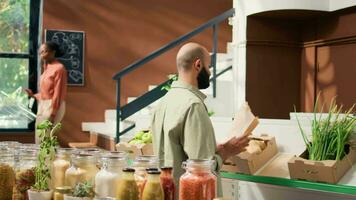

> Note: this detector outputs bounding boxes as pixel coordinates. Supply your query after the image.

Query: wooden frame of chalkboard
[45,29,85,86]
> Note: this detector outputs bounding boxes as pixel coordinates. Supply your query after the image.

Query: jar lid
[122,168,135,172]
[0,141,20,148]
[107,151,127,156]
[133,155,159,167]
[147,170,161,175]
[145,167,159,172]
[78,148,101,155]
[18,149,38,157]
[183,159,215,170]
[55,186,72,193]
[135,155,158,161]
[73,153,96,164]
[160,166,173,170]
[57,148,76,154]
[18,143,40,150]
[102,154,127,160]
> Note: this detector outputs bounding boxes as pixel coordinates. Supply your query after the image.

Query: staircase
[81,9,236,150]
[82,52,234,148]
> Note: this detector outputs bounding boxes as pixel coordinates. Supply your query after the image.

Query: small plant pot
[64,194,93,200]
[27,189,53,200]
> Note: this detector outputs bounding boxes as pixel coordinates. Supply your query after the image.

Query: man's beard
[197,67,210,89]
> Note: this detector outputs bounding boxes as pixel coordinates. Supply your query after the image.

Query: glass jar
[12,149,37,200]
[95,154,127,198]
[142,170,164,200]
[0,141,20,148]
[54,186,71,200]
[132,155,159,197]
[0,150,15,200]
[65,153,99,188]
[98,151,127,169]
[160,167,175,200]
[18,143,40,151]
[179,159,217,200]
[116,168,139,200]
[51,148,75,189]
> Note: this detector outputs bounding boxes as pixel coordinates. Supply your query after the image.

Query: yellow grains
[0,163,15,200]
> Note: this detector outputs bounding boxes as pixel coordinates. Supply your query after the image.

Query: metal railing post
[212,24,218,98]
[116,79,121,143]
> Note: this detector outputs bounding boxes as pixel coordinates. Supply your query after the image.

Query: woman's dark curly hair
[45,41,64,57]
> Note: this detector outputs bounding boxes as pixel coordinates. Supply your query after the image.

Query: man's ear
[193,59,202,72]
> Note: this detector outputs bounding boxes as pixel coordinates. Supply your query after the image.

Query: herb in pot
[295,96,356,161]
[72,182,95,198]
[32,120,61,191]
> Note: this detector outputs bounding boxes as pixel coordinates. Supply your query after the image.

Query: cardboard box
[288,145,356,184]
[116,142,153,159]
[222,134,278,174]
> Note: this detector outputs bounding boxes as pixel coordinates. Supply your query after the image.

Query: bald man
[151,42,249,196]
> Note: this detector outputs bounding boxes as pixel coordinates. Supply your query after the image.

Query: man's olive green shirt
[151,81,222,194]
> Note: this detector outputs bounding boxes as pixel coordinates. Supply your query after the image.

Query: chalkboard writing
[45,30,85,86]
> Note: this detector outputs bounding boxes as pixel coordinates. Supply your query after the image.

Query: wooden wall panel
[247,8,356,118]
[300,47,316,112]
[246,16,301,119]
[246,46,301,119]
[1,0,232,145]
[316,44,356,110]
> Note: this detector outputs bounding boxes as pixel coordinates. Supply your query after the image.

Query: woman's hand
[24,88,34,97]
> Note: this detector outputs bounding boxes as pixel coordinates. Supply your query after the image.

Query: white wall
[235,0,329,17]
[330,0,356,11]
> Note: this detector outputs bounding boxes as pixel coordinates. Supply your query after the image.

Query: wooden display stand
[68,132,98,148]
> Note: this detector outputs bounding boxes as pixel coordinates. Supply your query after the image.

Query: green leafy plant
[32,120,60,191]
[208,111,215,117]
[0,0,30,105]
[72,182,95,198]
[129,130,152,144]
[161,74,178,91]
[295,96,356,161]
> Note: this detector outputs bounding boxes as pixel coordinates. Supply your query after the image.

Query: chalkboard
[45,29,85,86]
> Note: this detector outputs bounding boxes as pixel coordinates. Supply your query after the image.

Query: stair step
[127,97,137,103]
[201,79,233,96]
[148,85,157,91]
[83,115,234,144]
[82,120,134,136]
[216,53,233,63]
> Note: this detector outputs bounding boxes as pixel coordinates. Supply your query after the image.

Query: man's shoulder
[155,88,204,114]
[170,89,203,107]
[167,87,203,104]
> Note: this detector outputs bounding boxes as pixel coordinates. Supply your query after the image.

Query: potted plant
[28,120,61,200]
[64,182,95,200]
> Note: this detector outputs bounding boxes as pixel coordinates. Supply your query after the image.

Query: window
[0,0,41,131]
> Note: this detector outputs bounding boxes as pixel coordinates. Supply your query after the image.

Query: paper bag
[229,102,259,139]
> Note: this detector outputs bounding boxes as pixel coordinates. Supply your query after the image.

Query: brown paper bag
[229,102,259,139]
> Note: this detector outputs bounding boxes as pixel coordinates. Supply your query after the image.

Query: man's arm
[182,102,218,160]
[182,102,250,164]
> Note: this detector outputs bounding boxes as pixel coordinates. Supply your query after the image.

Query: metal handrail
[114,8,235,142]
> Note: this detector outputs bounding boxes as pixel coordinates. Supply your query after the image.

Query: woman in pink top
[25,42,67,143]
